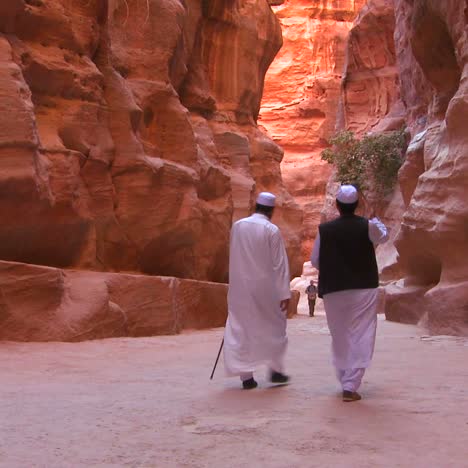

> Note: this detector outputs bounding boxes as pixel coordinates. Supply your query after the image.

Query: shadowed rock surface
[0,0,302,281]
[2,0,468,338]
[387,0,468,335]
[307,0,468,336]
[0,0,303,340]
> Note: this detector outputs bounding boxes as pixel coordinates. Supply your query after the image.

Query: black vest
[317,215,378,298]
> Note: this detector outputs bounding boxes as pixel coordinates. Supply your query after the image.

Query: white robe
[311,217,388,372]
[323,288,379,369]
[224,213,291,377]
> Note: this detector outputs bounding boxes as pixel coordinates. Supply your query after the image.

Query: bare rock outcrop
[0,260,299,342]
[259,0,365,258]
[0,260,228,341]
[0,0,302,286]
[320,0,405,257]
[388,0,468,335]
[342,0,403,134]
[0,0,305,341]
[329,0,468,335]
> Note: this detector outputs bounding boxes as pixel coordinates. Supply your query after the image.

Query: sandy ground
[1,301,468,468]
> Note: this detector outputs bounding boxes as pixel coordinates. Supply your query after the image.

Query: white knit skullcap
[256,192,276,207]
[336,185,358,204]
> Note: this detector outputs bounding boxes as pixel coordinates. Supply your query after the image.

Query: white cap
[336,185,358,204]
[256,192,276,207]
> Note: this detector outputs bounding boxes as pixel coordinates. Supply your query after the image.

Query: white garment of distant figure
[311,206,388,397]
[224,210,291,383]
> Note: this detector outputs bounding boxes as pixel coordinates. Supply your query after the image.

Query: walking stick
[210,338,224,380]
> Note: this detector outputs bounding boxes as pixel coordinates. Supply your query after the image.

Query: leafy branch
[321,128,407,198]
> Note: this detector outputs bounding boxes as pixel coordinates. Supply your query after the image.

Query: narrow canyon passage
[1,0,467,339]
[1,0,468,464]
[1,309,467,467]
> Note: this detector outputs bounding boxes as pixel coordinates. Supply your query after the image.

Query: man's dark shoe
[342,390,362,402]
[270,371,289,384]
[242,378,258,390]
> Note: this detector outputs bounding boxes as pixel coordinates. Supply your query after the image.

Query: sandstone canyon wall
[385,0,468,336]
[0,0,302,340]
[260,0,366,258]
[326,0,468,335]
[0,0,303,281]
[320,0,404,222]
[341,0,402,134]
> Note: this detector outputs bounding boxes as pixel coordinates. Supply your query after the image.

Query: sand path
[1,310,468,467]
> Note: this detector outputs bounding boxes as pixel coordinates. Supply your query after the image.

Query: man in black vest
[311,185,388,402]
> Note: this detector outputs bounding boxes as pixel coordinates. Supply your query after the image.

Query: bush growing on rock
[321,128,407,198]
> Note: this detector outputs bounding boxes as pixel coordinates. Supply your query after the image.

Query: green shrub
[321,128,407,198]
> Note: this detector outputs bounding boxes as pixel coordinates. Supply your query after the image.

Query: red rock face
[342,0,402,134]
[325,0,468,335]
[320,0,405,223]
[0,259,299,342]
[388,0,468,335]
[259,0,366,258]
[0,0,303,285]
[0,260,229,341]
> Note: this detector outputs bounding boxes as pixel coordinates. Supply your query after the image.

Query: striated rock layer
[260,0,365,258]
[341,0,403,134]
[0,0,303,286]
[0,260,229,341]
[0,0,304,341]
[320,0,404,222]
[326,0,468,335]
[386,0,468,335]
[0,259,298,342]
[318,0,408,298]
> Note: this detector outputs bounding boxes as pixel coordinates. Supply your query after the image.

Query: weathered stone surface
[305,0,468,335]
[260,0,365,258]
[287,289,300,319]
[0,260,299,341]
[175,278,229,331]
[362,0,468,335]
[314,1,410,285]
[318,0,405,219]
[342,0,402,133]
[261,0,468,336]
[385,281,430,325]
[381,0,468,335]
[392,0,432,135]
[0,260,228,341]
[0,0,303,286]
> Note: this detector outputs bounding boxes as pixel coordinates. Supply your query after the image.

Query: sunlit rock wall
[316,0,406,297]
[326,0,468,336]
[0,0,303,284]
[319,0,406,286]
[260,0,468,336]
[341,0,403,134]
[386,0,468,335]
[259,0,365,259]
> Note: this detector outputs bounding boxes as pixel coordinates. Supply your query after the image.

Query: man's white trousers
[323,288,379,392]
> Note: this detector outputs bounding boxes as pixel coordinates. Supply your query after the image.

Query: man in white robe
[311,185,388,402]
[224,192,291,389]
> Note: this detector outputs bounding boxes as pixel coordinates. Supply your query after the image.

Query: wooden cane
[209,338,224,380]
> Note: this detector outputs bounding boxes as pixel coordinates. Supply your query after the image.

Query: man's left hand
[280,299,290,313]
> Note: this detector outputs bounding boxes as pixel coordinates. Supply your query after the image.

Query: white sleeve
[310,233,320,269]
[368,217,389,244]
[271,228,291,300]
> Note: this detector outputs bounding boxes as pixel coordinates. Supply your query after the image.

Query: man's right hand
[280,299,290,313]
